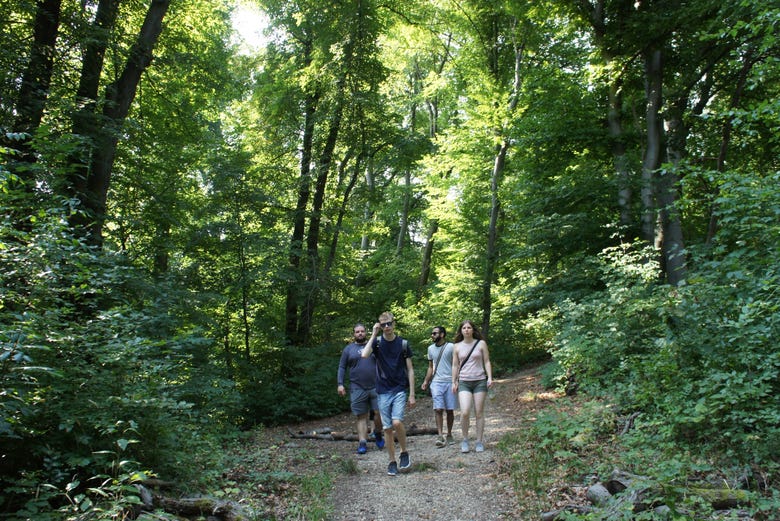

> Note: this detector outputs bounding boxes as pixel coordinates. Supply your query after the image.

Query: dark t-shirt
[337,342,377,391]
[372,336,413,394]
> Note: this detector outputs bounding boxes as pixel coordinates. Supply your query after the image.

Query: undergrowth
[498,363,780,520]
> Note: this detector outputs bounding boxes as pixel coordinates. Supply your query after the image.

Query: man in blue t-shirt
[362,311,415,476]
[337,323,384,454]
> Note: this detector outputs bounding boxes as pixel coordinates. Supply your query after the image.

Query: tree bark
[324,149,359,277]
[284,84,318,345]
[66,0,120,209]
[288,425,437,440]
[481,23,523,338]
[5,0,61,187]
[641,47,663,247]
[482,140,508,338]
[659,97,687,285]
[418,220,438,291]
[73,0,171,245]
[298,89,344,344]
[396,170,411,254]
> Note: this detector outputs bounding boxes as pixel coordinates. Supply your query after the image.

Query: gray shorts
[458,378,488,394]
[350,388,379,416]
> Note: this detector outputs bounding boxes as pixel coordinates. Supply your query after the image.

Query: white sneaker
[475,441,485,452]
[461,439,469,453]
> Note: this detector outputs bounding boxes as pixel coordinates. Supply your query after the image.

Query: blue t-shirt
[337,342,377,391]
[372,336,413,394]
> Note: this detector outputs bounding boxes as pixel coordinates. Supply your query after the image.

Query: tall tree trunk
[659,97,687,285]
[481,141,508,338]
[641,48,663,246]
[397,96,417,255]
[579,0,635,240]
[237,222,251,359]
[324,149,360,276]
[418,220,438,292]
[361,153,376,251]
[67,0,120,205]
[609,78,634,236]
[396,170,411,254]
[4,0,61,195]
[72,0,171,245]
[481,23,523,339]
[284,89,318,345]
[298,92,344,344]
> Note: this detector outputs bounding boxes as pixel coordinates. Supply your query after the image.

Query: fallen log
[153,496,249,521]
[689,487,751,510]
[288,424,438,441]
[540,505,592,521]
[585,483,612,506]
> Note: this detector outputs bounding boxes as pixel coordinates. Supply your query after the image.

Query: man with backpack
[362,311,415,476]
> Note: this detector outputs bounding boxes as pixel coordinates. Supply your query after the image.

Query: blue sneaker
[357,441,367,455]
[375,435,385,450]
[399,451,411,470]
[387,461,398,476]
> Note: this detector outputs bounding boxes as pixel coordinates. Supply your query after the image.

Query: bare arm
[361,322,381,358]
[482,341,493,387]
[406,357,416,407]
[421,358,434,390]
[452,343,460,392]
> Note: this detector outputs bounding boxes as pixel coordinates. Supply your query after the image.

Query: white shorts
[430,380,457,410]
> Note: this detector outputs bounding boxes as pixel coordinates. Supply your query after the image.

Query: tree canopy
[1,0,778,517]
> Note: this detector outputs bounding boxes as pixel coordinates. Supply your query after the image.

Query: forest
[1,0,778,518]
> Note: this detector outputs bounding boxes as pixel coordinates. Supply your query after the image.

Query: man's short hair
[378,311,394,323]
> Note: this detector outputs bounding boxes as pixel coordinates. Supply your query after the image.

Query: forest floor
[237,362,575,520]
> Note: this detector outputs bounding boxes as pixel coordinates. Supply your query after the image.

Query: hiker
[451,319,493,453]
[420,325,455,448]
[362,311,415,476]
[337,323,385,454]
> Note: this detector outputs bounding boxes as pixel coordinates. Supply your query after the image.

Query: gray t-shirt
[427,342,454,382]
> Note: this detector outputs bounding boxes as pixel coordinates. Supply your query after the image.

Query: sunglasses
[380,321,394,328]
[431,332,440,336]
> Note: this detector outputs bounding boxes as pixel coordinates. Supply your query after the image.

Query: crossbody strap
[432,343,447,378]
[459,340,480,370]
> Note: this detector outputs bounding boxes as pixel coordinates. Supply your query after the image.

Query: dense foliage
[1,0,778,518]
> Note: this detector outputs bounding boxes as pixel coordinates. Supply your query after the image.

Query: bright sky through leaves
[231,2,268,52]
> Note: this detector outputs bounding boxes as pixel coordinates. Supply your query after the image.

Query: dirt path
[284,365,556,521]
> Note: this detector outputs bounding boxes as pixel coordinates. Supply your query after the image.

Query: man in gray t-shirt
[420,325,456,447]
[338,323,384,454]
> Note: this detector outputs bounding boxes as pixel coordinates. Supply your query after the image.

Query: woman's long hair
[453,320,484,343]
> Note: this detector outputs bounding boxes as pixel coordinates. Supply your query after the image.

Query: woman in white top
[451,319,493,453]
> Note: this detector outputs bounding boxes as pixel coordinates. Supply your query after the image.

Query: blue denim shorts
[377,391,408,430]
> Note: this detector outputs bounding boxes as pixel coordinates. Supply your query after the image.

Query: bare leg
[446,410,455,437]
[473,391,487,442]
[356,412,368,441]
[372,411,382,436]
[385,427,396,462]
[394,419,408,452]
[434,409,444,436]
[458,390,473,440]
